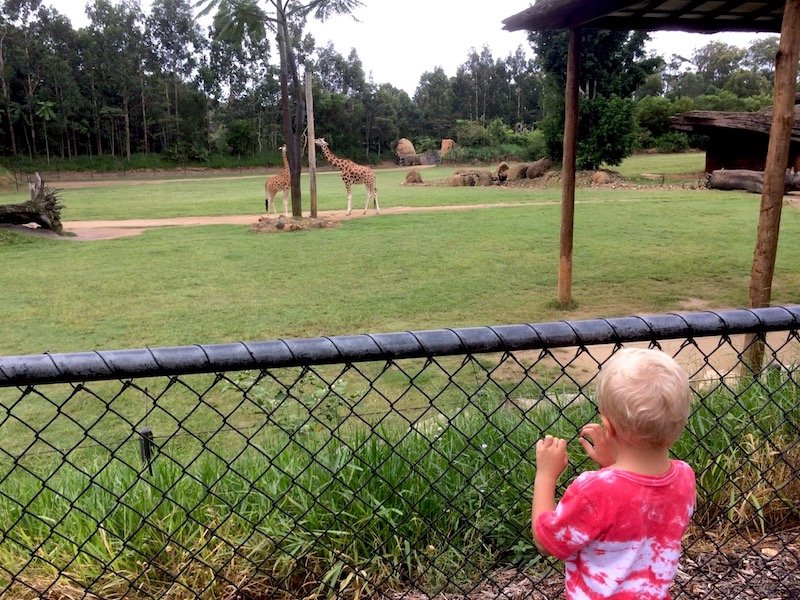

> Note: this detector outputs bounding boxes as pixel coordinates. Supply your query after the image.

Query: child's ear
[601,415,616,438]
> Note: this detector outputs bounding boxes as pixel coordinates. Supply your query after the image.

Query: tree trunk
[746,0,800,372]
[276,11,302,217]
[558,28,580,307]
[0,173,64,233]
[705,169,800,193]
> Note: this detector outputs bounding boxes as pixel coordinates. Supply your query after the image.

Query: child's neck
[612,442,672,476]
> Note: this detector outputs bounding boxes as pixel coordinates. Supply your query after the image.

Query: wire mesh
[0,308,798,599]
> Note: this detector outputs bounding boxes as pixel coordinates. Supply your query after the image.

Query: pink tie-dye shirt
[535,460,696,600]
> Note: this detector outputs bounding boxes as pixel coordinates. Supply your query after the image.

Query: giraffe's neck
[321,145,347,170]
[280,149,289,172]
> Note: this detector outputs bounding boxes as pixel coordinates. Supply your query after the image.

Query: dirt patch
[251,215,338,233]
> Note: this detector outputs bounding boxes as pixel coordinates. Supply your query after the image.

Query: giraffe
[314,137,380,216]
[265,144,289,217]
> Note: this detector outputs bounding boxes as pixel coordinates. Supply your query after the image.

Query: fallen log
[706,168,800,194]
[0,173,64,233]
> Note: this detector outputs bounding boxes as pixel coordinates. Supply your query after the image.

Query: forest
[0,0,786,170]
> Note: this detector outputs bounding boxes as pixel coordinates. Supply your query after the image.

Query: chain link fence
[0,307,799,599]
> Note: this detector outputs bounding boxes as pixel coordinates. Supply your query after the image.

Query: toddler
[532,348,696,599]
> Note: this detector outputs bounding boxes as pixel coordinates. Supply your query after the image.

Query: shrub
[486,118,515,145]
[453,120,492,147]
[654,132,690,153]
[577,95,637,170]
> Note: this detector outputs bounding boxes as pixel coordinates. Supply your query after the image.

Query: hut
[671,101,800,172]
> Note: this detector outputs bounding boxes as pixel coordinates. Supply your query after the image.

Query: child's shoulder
[567,468,622,494]
[569,460,694,494]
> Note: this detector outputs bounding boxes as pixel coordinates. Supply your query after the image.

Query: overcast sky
[46,0,775,95]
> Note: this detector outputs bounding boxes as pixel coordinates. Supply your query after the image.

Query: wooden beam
[305,71,318,219]
[558,28,580,306]
[746,0,800,369]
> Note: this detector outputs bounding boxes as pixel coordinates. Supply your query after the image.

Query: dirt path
[59,203,531,240]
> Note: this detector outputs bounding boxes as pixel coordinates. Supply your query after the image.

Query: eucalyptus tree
[0,8,21,154]
[86,0,149,159]
[369,83,400,158]
[692,41,747,91]
[503,46,541,126]
[147,0,206,151]
[452,46,499,122]
[413,67,455,141]
[199,0,364,217]
[3,0,45,157]
[209,5,274,155]
[34,5,84,159]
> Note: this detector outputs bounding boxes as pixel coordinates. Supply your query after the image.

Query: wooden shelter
[502,0,800,336]
[671,103,800,173]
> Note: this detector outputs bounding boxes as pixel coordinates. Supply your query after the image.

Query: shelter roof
[502,1,785,34]
[671,105,800,141]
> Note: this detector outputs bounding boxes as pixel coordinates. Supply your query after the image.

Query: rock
[395,138,416,156]
[526,157,553,179]
[405,169,423,184]
[591,170,612,186]
[507,164,530,181]
[440,138,455,156]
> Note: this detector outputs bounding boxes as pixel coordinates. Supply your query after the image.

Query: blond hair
[596,348,690,449]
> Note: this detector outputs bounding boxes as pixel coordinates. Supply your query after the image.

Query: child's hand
[535,435,569,480]
[579,422,618,468]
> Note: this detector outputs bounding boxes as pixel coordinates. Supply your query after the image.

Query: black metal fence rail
[0,307,798,599]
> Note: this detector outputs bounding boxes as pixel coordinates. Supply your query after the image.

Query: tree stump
[0,173,64,234]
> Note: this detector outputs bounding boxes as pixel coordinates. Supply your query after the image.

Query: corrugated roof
[503,0,785,33]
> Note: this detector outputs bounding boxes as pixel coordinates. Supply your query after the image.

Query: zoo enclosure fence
[0,307,799,599]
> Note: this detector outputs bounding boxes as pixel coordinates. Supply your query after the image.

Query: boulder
[507,164,530,181]
[591,170,612,186]
[454,169,494,186]
[395,138,416,156]
[496,162,510,183]
[405,169,423,184]
[526,157,553,179]
[440,138,455,156]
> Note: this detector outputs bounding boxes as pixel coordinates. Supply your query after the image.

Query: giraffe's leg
[266,189,275,214]
[345,182,352,215]
[363,183,370,214]
[373,187,380,214]
[282,188,289,217]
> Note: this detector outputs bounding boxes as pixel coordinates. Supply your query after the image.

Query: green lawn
[611,151,706,179]
[2,152,798,356]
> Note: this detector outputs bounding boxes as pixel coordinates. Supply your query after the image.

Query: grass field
[1,152,799,355]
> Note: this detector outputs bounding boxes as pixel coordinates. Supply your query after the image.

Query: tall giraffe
[265,144,289,216]
[315,137,380,216]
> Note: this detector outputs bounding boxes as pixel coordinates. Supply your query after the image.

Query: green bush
[414,136,440,153]
[486,118,515,145]
[654,132,690,153]
[518,129,547,161]
[577,95,637,170]
[453,120,492,147]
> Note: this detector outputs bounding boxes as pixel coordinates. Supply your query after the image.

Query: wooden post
[305,70,318,219]
[558,28,580,307]
[746,0,800,370]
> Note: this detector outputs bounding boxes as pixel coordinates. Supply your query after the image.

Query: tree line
[0,0,540,168]
[0,0,784,171]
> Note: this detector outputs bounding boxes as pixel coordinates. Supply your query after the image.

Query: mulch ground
[379,529,800,600]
